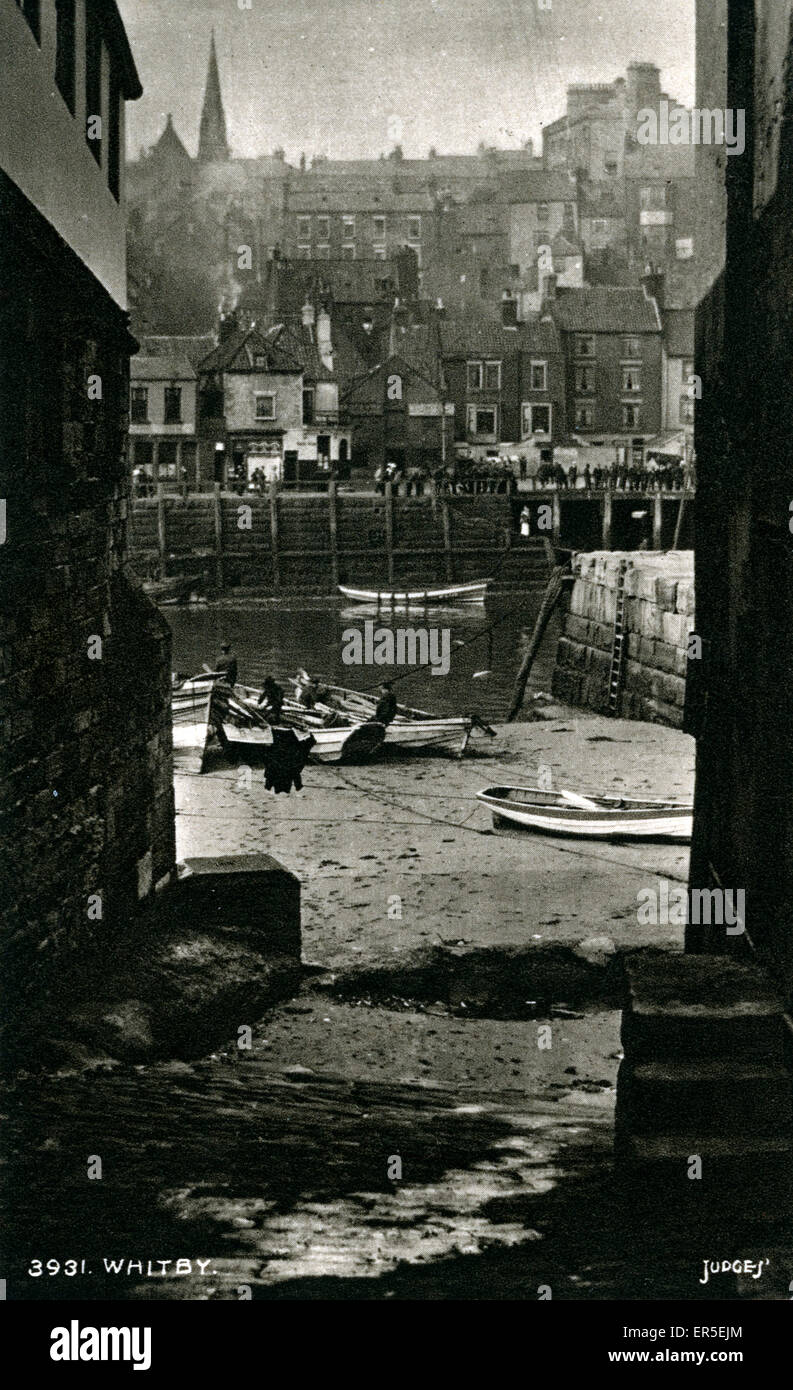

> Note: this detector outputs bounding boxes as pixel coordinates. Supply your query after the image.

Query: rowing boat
[144,574,201,604]
[219,714,386,763]
[171,675,222,773]
[476,786,693,841]
[288,678,496,756]
[338,580,489,605]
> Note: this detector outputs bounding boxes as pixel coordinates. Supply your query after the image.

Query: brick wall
[0,174,175,1017]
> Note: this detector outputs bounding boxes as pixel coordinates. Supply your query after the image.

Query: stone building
[129,352,198,491]
[0,0,174,1013]
[195,313,355,487]
[547,284,663,460]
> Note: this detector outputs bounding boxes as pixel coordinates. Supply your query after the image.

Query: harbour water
[165,596,560,721]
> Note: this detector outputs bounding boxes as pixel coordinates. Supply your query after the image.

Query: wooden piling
[385,480,394,586]
[212,482,224,589]
[328,477,339,590]
[506,563,569,722]
[441,497,454,581]
[601,487,613,549]
[653,492,663,549]
[269,479,281,594]
[156,482,167,580]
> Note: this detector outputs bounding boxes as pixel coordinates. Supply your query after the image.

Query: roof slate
[549,287,661,333]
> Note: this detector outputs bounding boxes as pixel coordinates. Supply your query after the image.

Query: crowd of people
[530,458,689,491]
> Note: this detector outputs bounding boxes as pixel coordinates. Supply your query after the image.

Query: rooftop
[549,286,662,334]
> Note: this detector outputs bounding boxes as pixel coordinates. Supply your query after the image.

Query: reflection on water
[165,598,560,721]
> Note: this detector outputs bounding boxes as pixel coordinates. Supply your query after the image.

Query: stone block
[662,610,690,649]
[617,1058,793,1134]
[170,854,301,959]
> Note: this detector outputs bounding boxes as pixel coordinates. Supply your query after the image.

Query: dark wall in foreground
[689,0,793,1000]
[0,174,175,1011]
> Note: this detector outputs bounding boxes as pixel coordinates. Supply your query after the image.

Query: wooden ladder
[607,559,629,714]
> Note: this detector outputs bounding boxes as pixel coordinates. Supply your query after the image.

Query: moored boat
[144,574,201,604]
[338,579,489,606]
[476,786,692,841]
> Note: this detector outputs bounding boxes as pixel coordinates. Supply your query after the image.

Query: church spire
[198,30,230,163]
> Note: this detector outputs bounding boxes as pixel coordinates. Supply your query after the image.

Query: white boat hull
[477,786,693,842]
[220,719,386,764]
[338,580,489,605]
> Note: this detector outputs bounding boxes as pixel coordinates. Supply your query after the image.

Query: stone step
[615,1131,793,1221]
[616,1058,793,1133]
[621,953,787,1062]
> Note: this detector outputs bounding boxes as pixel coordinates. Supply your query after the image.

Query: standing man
[374,681,398,726]
[215,642,238,687]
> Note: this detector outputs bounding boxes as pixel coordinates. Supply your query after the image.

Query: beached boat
[288,678,496,756]
[338,580,489,606]
[171,675,223,773]
[217,683,387,763]
[476,786,693,841]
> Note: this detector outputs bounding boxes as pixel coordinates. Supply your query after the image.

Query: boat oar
[560,788,600,811]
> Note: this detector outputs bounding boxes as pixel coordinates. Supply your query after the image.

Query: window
[530,360,547,391]
[164,387,182,424]
[373,215,386,239]
[108,70,121,201]
[255,393,276,421]
[622,366,642,393]
[253,354,266,369]
[576,335,595,357]
[522,403,551,436]
[130,387,149,423]
[17,1,41,44]
[55,0,76,114]
[408,241,422,268]
[316,216,329,241]
[85,1,102,163]
[484,361,501,390]
[621,336,641,359]
[563,202,575,226]
[605,160,618,176]
[342,215,356,236]
[373,245,387,260]
[317,244,330,259]
[575,404,594,429]
[467,361,483,390]
[408,215,421,240]
[622,403,641,428]
[575,365,595,394]
[536,203,550,225]
[341,243,355,260]
[467,405,497,437]
[676,237,694,259]
[683,360,695,380]
[640,185,666,210]
[157,441,178,480]
[303,387,315,424]
[679,397,695,424]
[297,244,311,259]
[297,216,311,239]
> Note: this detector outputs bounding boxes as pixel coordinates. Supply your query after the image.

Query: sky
[118,0,695,164]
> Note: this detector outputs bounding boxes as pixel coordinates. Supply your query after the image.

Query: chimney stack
[316,306,333,370]
[302,299,316,331]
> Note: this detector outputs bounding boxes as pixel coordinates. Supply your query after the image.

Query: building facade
[0,0,174,1010]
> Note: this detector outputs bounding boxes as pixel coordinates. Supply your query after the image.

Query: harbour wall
[129,488,550,594]
[552,551,695,727]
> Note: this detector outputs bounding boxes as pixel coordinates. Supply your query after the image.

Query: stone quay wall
[0,176,175,1020]
[552,551,694,727]
[128,491,550,593]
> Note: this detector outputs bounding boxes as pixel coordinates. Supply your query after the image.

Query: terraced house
[195,311,356,488]
[547,283,663,462]
[440,316,565,456]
